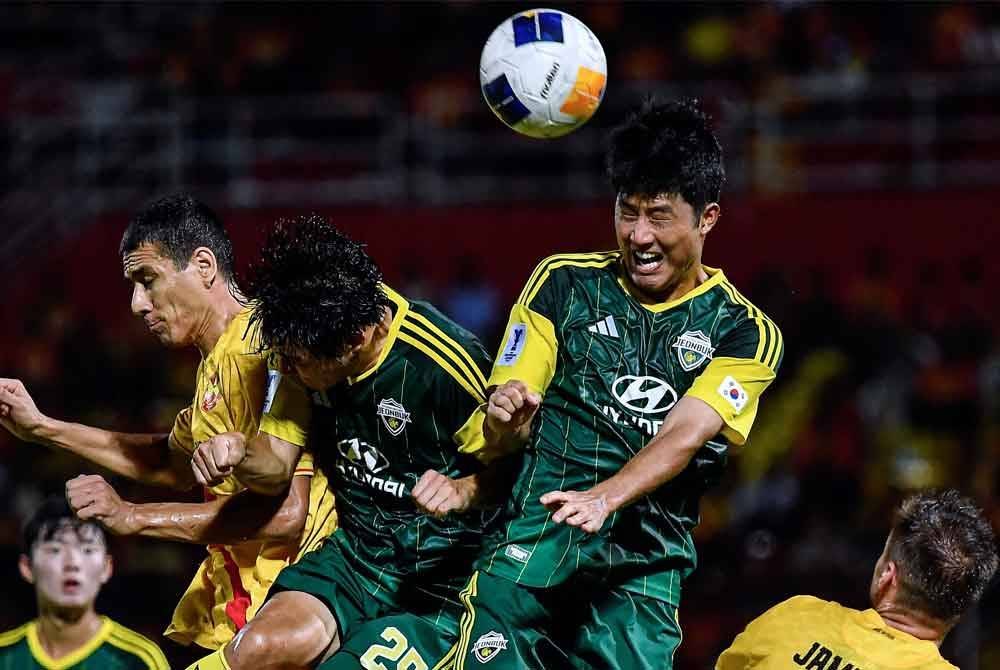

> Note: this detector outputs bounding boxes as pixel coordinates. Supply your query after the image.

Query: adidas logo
[587,315,619,338]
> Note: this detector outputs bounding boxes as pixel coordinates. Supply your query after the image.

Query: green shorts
[268,536,463,645]
[318,614,458,670]
[447,571,683,670]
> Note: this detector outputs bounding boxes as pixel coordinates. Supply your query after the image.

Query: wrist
[120,502,141,535]
[31,415,58,445]
[591,480,627,515]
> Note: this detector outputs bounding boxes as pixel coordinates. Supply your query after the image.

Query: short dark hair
[888,489,998,621]
[244,214,390,358]
[606,98,725,217]
[120,194,235,279]
[22,497,107,555]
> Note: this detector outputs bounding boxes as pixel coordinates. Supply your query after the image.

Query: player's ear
[699,203,720,235]
[190,247,219,288]
[99,555,113,586]
[18,554,34,585]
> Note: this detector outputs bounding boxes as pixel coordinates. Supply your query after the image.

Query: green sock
[184,647,231,670]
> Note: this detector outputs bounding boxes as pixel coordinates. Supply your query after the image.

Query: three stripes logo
[587,315,619,338]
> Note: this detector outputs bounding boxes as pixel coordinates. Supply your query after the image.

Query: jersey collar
[348,284,408,385]
[27,617,112,670]
[617,264,727,313]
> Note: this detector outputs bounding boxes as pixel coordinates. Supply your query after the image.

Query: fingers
[191,436,241,487]
[539,490,571,509]
[65,475,112,516]
[411,470,440,501]
[487,381,540,425]
[412,471,462,517]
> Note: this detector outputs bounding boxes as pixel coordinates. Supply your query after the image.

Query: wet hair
[120,194,235,279]
[887,489,998,621]
[244,214,390,358]
[606,98,725,217]
[22,497,107,555]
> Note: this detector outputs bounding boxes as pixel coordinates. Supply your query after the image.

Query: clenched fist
[485,380,541,439]
[66,475,137,536]
[0,378,47,443]
[412,470,475,518]
[191,432,247,487]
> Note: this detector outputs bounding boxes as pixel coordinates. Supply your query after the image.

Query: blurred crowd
[2,2,999,123]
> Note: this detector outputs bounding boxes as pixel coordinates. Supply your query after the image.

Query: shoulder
[396,301,489,402]
[711,275,783,373]
[0,622,30,649]
[756,595,831,623]
[517,251,621,305]
[103,619,169,670]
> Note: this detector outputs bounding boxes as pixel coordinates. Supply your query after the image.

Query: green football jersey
[464,252,783,605]
[0,618,168,670]
[268,286,493,601]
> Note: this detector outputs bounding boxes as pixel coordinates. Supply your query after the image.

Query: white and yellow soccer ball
[479,8,607,138]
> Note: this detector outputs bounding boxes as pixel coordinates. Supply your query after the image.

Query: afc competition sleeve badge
[377,398,411,436]
[671,330,715,371]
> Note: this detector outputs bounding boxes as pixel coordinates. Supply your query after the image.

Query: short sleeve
[168,406,194,454]
[259,371,311,447]
[685,318,782,445]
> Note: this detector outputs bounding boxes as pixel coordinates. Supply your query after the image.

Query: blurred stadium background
[1,2,999,668]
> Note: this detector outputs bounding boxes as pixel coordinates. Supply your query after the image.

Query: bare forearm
[234,433,300,495]
[127,490,302,545]
[595,434,702,513]
[35,418,185,488]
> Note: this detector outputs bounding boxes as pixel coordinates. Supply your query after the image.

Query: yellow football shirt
[165,307,338,649]
[0,616,169,669]
[716,596,956,670]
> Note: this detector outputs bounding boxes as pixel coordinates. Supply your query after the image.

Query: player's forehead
[34,521,106,549]
[617,191,687,211]
[122,242,172,277]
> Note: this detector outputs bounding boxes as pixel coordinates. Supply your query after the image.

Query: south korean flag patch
[717,376,748,414]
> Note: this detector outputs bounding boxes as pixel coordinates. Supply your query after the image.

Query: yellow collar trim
[349,284,408,385]
[27,617,112,670]
[617,265,726,313]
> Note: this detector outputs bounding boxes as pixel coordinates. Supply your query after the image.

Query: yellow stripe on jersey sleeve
[107,625,169,670]
[523,254,619,307]
[398,332,486,403]
[404,310,488,389]
[718,281,783,372]
[259,376,311,446]
[686,357,776,445]
[292,449,315,476]
[400,317,487,396]
[516,251,619,306]
[168,406,195,454]
[488,303,558,396]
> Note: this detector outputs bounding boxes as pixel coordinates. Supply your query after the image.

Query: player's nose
[130,284,152,316]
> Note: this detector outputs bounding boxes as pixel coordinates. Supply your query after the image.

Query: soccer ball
[479,9,607,138]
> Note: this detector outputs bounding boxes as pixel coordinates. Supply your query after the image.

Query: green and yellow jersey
[0,617,168,670]
[463,251,782,605]
[261,286,494,607]
[716,596,957,670]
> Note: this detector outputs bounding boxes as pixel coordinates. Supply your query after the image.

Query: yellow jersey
[165,307,338,649]
[0,616,168,669]
[716,596,956,670]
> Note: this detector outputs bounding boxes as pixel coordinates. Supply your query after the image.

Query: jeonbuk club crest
[471,631,508,664]
[377,398,411,436]
[672,330,715,371]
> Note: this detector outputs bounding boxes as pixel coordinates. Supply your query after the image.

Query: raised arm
[190,431,302,496]
[67,472,308,545]
[0,378,193,490]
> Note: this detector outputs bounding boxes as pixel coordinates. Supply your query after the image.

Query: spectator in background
[716,489,998,670]
[0,497,168,669]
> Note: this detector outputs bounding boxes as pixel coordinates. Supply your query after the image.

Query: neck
[875,603,950,646]
[634,260,708,304]
[194,284,245,357]
[35,605,102,660]
[350,307,393,378]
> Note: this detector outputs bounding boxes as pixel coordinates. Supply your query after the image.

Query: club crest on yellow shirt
[377,398,411,436]
[202,373,221,411]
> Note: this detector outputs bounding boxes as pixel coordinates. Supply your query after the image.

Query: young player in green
[0,498,168,670]
[184,215,497,670]
[425,99,784,670]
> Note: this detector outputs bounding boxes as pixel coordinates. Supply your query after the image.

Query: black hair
[120,194,235,279]
[22,497,107,555]
[243,214,390,358]
[606,98,725,217]
[888,489,998,621]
